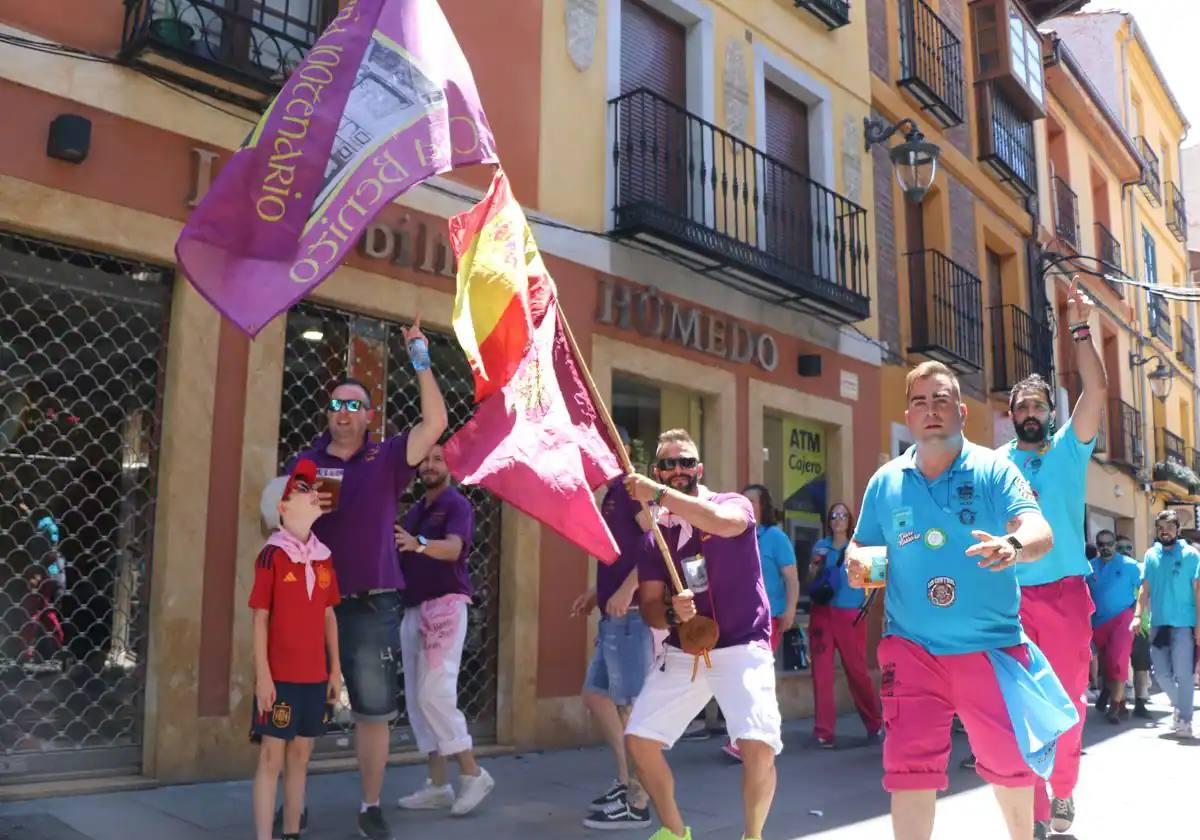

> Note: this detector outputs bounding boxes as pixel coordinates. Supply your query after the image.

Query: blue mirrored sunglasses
[328,398,366,413]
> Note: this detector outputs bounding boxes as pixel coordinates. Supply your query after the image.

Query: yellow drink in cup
[859,545,888,590]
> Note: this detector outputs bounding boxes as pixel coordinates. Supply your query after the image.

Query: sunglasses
[1097,541,1115,548]
[830,511,850,520]
[657,457,699,471]
[328,398,366,413]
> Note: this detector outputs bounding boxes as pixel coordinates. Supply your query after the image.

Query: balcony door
[762,83,812,275]
[618,0,687,216]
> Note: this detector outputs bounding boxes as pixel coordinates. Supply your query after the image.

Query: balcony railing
[1150,296,1172,347]
[1109,399,1143,469]
[1178,318,1196,370]
[978,83,1037,196]
[609,88,871,320]
[907,249,984,371]
[1136,137,1162,206]
[989,305,1052,394]
[1167,181,1187,242]
[1094,222,1123,296]
[898,0,966,128]
[1053,175,1080,250]
[1158,428,1186,466]
[121,0,326,101]
[794,0,851,29]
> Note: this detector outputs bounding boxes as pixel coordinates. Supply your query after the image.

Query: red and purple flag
[444,288,623,563]
[176,0,497,336]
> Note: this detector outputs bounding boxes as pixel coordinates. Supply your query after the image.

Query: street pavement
[1,691,1195,840]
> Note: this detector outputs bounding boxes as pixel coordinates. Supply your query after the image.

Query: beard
[421,472,449,489]
[1159,535,1177,547]
[668,473,700,495]
[1014,417,1048,444]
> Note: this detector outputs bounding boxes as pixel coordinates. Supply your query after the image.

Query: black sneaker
[1134,699,1153,719]
[1095,686,1109,712]
[273,807,308,838]
[583,800,651,830]
[357,806,393,840]
[959,753,976,770]
[1034,819,1049,840]
[1050,796,1075,833]
[590,780,627,809]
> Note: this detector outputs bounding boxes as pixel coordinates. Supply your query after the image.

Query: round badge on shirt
[924,528,947,549]
[927,576,956,607]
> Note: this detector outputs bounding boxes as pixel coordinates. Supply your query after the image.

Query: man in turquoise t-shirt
[998,277,1106,837]
[1136,509,1200,738]
[847,361,1055,840]
[1086,530,1142,723]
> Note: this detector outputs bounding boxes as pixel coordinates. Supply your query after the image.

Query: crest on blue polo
[260,458,318,529]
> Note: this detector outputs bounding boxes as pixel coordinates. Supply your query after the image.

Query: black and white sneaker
[1050,796,1075,833]
[273,806,308,838]
[583,799,651,830]
[590,780,628,809]
[357,806,394,840]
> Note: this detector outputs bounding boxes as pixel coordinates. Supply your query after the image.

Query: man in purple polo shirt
[275,321,446,840]
[623,428,780,840]
[393,442,495,816]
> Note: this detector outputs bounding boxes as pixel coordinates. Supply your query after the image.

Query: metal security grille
[0,231,170,781]
[277,301,500,750]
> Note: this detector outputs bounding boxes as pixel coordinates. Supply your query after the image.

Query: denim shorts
[334,591,402,721]
[583,611,653,706]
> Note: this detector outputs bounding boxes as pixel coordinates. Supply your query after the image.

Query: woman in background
[807,501,882,748]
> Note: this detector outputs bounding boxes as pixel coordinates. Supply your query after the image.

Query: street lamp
[1131,353,1175,401]
[864,117,941,203]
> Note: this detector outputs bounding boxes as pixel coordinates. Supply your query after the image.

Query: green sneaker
[648,828,692,840]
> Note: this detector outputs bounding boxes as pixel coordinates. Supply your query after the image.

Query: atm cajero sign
[596,278,779,371]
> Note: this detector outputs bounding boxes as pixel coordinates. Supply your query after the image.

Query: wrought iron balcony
[1109,399,1143,469]
[1094,222,1123,296]
[907,249,984,371]
[1158,427,1186,466]
[1178,318,1196,370]
[1136,137,1161,206]
[1052,175,1080,250]
[121,0,328,105]
[989,304,1052,394]
[794,0,850,29]
[1167,181,1187,242]
[898,0,965,128]
[1149,296,1172,347]
[977,83,1036,196]
[608,88,871,321]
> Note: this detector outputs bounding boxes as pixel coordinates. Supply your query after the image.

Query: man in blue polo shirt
[1136,509,1200,738]
[1087,530,1142,723]
[999,277,1105,837]
[847,361,1056,840]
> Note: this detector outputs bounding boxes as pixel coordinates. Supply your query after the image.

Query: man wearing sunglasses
[1135,509,1200,739]
[1087,530,1142,723]
[622,428,780,840]
[998,278,1105,837]
[272,320,447,840]
[1114,535,1153,717]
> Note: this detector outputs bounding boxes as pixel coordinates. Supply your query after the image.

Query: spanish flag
[448,170,544,403]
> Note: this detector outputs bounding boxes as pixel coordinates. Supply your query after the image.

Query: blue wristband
[407,337,431,372]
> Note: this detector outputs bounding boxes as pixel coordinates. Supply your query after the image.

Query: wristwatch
[1004,535,1024,561]
[417,535,428,554]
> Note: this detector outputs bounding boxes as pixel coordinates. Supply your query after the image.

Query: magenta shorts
[878,635,1035,792]
[1093,608,1135,684]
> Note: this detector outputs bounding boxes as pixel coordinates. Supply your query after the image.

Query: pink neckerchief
[654,485,714,551]
[265,529,331,600]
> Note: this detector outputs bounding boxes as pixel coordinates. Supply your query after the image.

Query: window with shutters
[969,0,1046,120]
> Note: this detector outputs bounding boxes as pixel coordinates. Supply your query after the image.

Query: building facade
[1051,10,1197,551]
[0,0,882,788]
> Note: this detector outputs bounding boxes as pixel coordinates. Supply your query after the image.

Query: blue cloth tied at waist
[986,636,1079,780]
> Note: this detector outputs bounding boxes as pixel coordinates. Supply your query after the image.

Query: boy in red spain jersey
[250,459,342,840]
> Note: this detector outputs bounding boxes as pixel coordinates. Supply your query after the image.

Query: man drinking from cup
[847,361,1058,840]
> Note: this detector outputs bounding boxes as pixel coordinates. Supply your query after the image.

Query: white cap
[259,475,289,530]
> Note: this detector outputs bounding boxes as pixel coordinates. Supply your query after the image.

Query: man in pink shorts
[847,362,1057,840]
[1087,530,1142,723]
[1000,278,1105,836]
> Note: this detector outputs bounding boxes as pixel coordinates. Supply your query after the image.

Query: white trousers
[399,602,472,756]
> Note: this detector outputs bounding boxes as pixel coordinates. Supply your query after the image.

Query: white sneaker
[1175,718,1194,738]
[398,780,455,810]
[451,767,495,816]
[1172,708,1182,729]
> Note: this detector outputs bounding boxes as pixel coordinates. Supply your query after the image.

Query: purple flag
[176,0,497,336]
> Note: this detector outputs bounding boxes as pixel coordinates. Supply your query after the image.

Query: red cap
[283,459,318,500]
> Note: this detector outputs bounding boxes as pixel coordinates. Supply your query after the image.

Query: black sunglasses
[1097,540,1115,548]
[328,398,367,413]
[657,457,698,471]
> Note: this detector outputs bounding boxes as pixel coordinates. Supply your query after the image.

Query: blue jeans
[334,592,402,721]
[583,611,653,706]
[1148,626,1197,723]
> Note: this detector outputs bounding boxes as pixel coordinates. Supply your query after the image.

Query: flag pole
[554,306,688,596]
